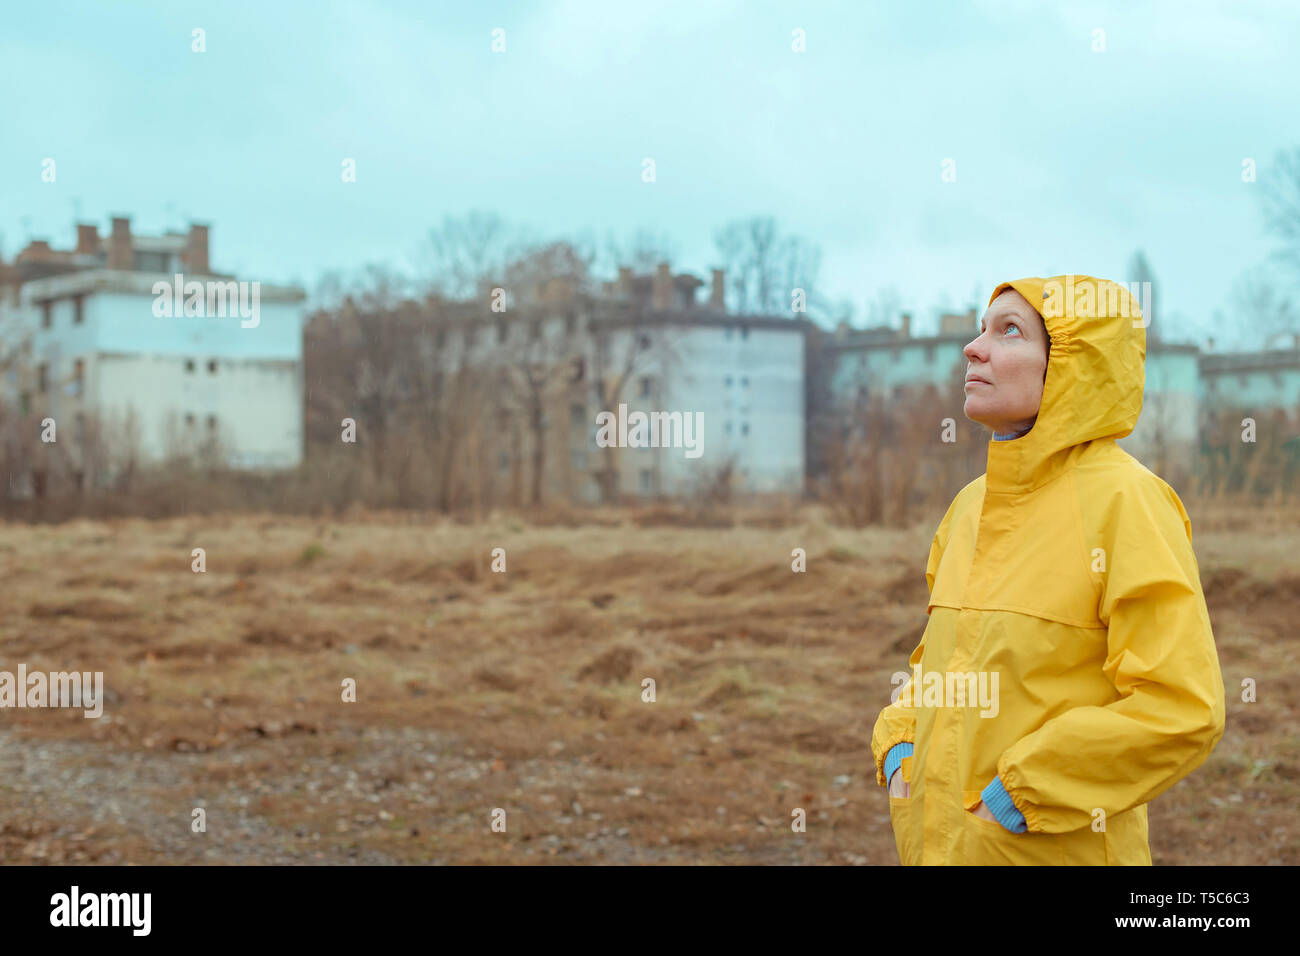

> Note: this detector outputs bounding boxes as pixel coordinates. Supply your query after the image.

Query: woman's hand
[888,769,910,798]
[969,800,998,821]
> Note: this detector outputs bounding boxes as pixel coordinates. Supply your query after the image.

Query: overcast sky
[4,0,1299,344]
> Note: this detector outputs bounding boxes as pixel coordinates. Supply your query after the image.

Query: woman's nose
[963,335,986,362]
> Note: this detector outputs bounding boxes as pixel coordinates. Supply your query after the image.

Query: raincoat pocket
[960,808,1065,866]
[888,796,918,866]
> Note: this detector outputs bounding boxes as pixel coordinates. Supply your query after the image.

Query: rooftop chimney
[900,313,911,338]
[186,223,210,274]
[616,266,634,299]
[710,268,726,312]
[107,216,132,270]
[75,223,99,255]
[20,240,54,263]
[651,262,672,311]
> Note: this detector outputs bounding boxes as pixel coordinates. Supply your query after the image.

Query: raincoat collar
[983,275,1147,493]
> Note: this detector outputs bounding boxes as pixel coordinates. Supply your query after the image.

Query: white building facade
[1,218,307,478]
[589,315,806,498]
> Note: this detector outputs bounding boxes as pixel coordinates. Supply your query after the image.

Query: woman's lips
[965,376,992,387]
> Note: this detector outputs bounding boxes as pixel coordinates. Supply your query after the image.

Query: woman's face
[962,289,1050,434]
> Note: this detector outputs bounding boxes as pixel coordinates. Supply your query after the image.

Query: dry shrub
[28,597,137,620]
[473,667,525,692]
[576,645,641,683]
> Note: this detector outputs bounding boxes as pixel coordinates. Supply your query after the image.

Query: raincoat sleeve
[870,497,958,787]
[995,478,1227,833]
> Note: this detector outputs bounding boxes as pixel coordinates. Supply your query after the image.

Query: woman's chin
[963,400,994,428]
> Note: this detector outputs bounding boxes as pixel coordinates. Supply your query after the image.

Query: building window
[639,469,654,493]
[208,359,218,374]
[725,375,733,387]
[38,363,49,392]
[740,375,749,387]
[465,326,477,348]
[529,320,542,341]
[638,334,651,350]
[41,302,52,329]
[73,358,85,395]
[571,448,587,472]
[19,391,31,414]
[892,385,906,400]
[135,251,170,272]
[497,319,508,344]
[639,377,652,399]
[741,422,750,436]
[571,403,586,428]
[185,413,196,426]
[185,359,196,373]
[925,344,935,363]
[207,414,218,431]
[741,326,749,340]
[497,451,510,474]
[73,296,85,325]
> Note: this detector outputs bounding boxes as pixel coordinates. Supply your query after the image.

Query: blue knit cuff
[980,776,1028,832]
[884,742,913,787]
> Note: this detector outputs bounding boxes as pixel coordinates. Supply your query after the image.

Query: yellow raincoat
[871,275,1225,865]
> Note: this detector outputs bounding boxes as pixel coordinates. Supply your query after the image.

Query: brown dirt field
[0,503,1295,865]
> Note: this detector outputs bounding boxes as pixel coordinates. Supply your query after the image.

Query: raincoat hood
[984,275,1146,493]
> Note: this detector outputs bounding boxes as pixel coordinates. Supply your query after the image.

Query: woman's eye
[1005,323,1020,336]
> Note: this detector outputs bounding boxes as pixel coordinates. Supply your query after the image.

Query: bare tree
[503,239,595,303]
[424,210,519,299]
[865,285,903,330]
[495,240,596,505]
[713,216,823,317]
[1261,147,1300,279]
[587,317,681,504]
[1227,267,1297,348]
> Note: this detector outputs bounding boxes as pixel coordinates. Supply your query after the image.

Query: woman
[872,275,1225,865]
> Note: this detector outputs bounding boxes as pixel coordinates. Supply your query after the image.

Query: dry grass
[0,501,1295,864]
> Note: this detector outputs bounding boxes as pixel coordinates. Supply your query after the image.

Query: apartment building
[0,216,307,486]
